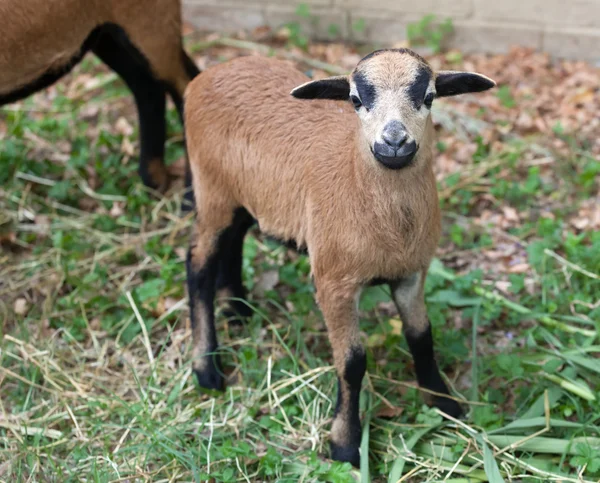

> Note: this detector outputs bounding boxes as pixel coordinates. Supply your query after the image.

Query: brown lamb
[184,50,496,467]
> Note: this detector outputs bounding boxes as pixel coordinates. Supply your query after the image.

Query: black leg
[215,209,254,322]
[187,209,248,390]
[181,50,201,82]
[404,324,462,417]
[330,346,366,467]
[314,278,364,467]
[91,25,168,191]
[390,275,462,418]
[187,242,223,391]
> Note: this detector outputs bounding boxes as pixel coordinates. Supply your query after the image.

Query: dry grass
[1,33,599,482]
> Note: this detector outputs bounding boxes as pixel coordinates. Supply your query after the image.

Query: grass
[1,39,599,482]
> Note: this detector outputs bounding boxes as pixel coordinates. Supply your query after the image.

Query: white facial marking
[350,52,435,153]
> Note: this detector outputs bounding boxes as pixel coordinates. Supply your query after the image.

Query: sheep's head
[291,49,496,170]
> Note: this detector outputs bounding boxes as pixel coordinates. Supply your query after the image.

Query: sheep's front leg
[315,278,365,467]
[390,272,462,417]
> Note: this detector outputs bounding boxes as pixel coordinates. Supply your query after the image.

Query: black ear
[435,71,496,97]
[291,76,350,100]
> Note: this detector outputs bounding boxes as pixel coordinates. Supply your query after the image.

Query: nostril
[382,131,408,149]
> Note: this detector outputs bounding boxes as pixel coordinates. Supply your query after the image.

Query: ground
[0,29,599,483]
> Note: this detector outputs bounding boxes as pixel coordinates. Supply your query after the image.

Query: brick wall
[182,0,600,61]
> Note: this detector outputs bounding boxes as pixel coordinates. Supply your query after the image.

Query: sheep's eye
[350,95,362,110]
[424,92,435,109]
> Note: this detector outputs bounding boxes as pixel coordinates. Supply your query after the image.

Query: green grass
[1,42,599,482]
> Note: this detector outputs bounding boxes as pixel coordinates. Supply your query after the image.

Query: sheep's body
[185,56,440,282]
[1,0,199,193]
[184,51,495,467]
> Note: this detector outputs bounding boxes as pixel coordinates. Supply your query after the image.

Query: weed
[1,36,599,483]
[407,14,454,54]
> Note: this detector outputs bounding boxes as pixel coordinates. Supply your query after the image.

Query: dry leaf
[115,117,134,137]
[14,298,28,315]
[121,137,135,156]
[110,202,124,218]
[389,318,403,336]
[508,263,530,273]
[376,405,404,419]
[255,270,279,295]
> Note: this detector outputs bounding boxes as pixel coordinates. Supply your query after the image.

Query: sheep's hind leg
[390,272,462,417]
[187,208,237,391]
[215,208,255,324]
[92,24,169,192]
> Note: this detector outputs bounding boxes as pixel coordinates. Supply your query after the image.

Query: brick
[473,0,600,29]
[181,0,600,61]
[336,0,473,18]
[182,3,267,32]
[543,27,600,61]
[347,10,417,45]
[451,20,543,54]
[230,0,333,5]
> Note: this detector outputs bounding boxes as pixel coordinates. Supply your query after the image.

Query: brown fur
[185,56,440,282]
[0,0,189,96]
[185,54,439,457]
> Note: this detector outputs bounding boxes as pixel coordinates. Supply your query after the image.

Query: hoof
[330,441,360,468]
[194,357,225,392]
[143,159,171,193]
[433,395,462,419]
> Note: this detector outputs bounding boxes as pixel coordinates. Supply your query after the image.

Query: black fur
[404,324,462,417]
[407,68,431,109]
[436,72,495,97]
[188,208,257,388]
[215,208,256,322]
[182,51,201,83]
[91,24,167,190]
[187,246,223,390]
[291,77,350,100]
[352,71,376,111]
[331,346,366,467]
[331,440,360,468]
[264,235,308,255]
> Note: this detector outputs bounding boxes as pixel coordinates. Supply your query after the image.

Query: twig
[544,248,600,280]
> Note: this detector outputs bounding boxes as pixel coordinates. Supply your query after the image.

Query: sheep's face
[291,49,496,170]
[349,50,434,169]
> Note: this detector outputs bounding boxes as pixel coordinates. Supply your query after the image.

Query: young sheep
[184,49,496,466]
[0,0,199,194]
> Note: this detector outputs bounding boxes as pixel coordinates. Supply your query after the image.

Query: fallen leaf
[110,202,124,218]
[14,298,28,315]
[121,137,135,156]
[115,117,134,137]
[508,263,530,273]
[389,318,403,336]
[255,270,279,295]
[376,405,404,419]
